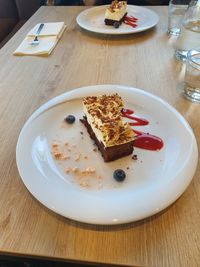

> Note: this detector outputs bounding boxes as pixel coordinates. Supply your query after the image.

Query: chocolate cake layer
[81,116,134,162]
[104,13,127,26]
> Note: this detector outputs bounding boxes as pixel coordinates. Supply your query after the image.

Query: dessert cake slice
[81,94,134,162]
[104,0,127,28]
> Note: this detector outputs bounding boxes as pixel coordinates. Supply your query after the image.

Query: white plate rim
[76,5,159,35]
[16,84,198,225]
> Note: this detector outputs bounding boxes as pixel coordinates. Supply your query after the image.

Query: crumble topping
[83,93,134,147]
[108,0,127,13]
[105,0,127,23]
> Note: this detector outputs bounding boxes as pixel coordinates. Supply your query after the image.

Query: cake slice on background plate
[104,0,127,28]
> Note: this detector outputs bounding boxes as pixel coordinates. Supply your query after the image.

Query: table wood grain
[0,6,199,267]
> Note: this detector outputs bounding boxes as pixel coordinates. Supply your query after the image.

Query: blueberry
[113,169,126,182]
[65,115,76,124]
[113,21,120,28]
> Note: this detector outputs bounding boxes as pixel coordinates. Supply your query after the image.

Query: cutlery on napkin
[13,22,66,56]
[30,23,44,45]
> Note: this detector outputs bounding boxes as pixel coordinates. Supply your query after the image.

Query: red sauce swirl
[122,108,164,151]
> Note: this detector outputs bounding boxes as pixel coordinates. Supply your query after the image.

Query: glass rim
[169,0,190,4]
[187,50,200,70]
[169,3,188,5]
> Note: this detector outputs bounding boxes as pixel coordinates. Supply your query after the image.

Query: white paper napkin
[13,22,66,56]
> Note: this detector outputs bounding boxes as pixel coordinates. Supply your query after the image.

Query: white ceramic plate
[16,85,198,225]
[76,5,159,35]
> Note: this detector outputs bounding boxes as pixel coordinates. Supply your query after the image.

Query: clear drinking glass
[174,0,200,61]
[184,50,200,102]
[168,0,190,35]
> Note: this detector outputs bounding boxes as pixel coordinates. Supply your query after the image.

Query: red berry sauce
[122,108,164,151]
[124,15,138,28]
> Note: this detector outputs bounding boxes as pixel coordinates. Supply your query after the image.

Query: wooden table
[0,6,199,267]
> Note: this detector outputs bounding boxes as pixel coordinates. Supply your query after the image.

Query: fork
[30,23,44,45]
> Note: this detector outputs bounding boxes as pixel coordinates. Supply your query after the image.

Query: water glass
[168,0,189,36]
[184,50,200,103]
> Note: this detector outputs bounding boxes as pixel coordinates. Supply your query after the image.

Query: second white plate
[76,5,159,34]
